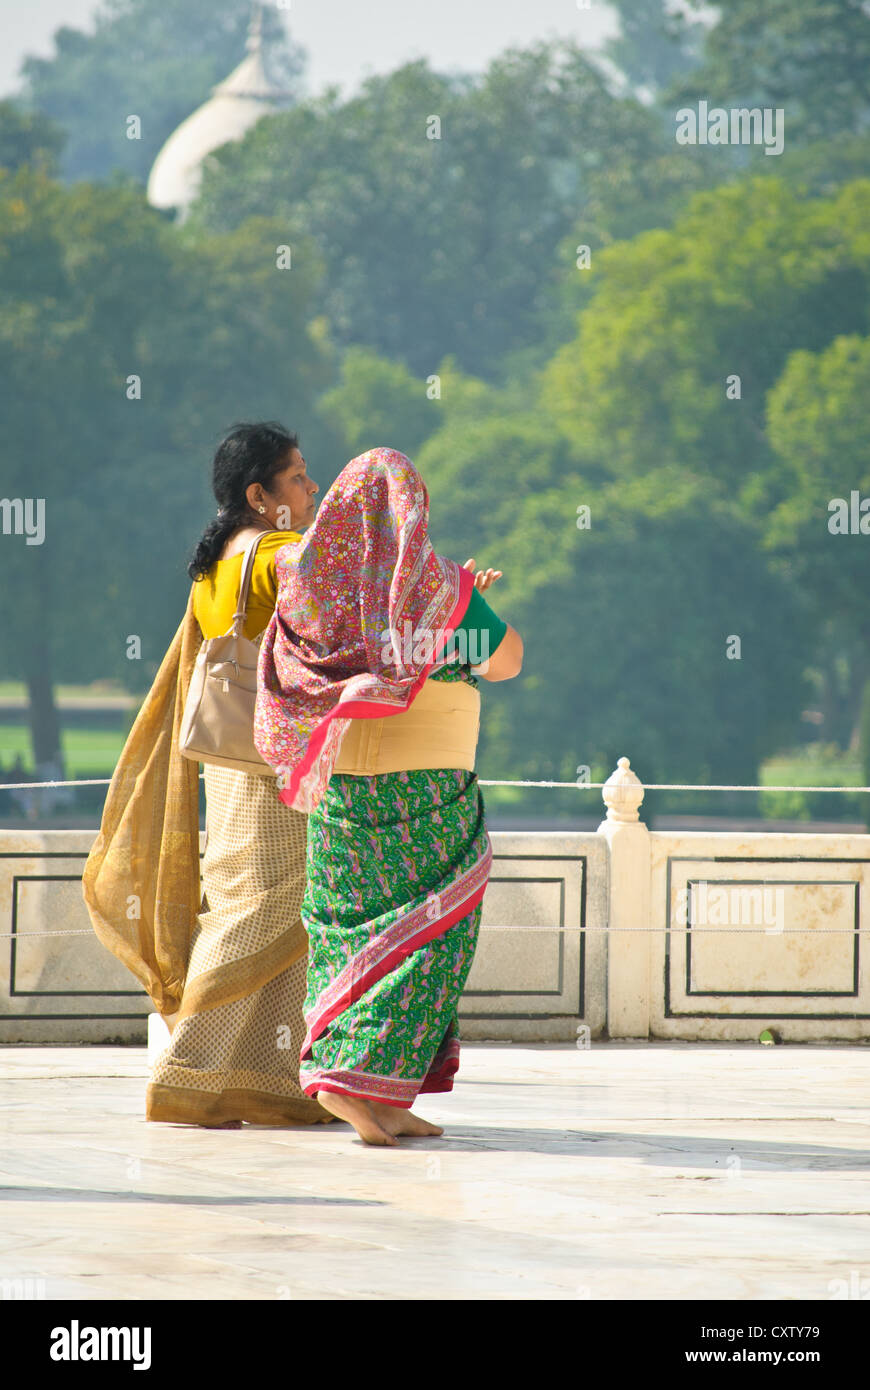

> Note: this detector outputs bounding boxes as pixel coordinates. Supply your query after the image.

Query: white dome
[147,11,290,217]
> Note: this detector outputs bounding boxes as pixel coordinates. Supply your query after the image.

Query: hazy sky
[0,0,619,99]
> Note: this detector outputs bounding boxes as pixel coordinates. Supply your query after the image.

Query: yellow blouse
[192,530,302,640]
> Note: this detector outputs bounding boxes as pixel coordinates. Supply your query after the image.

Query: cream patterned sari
[83,585,328,1124]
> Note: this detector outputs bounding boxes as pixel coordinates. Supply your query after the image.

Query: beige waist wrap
[332,677,481,775]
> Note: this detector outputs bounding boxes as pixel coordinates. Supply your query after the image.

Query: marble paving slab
[1,1041,868,1300]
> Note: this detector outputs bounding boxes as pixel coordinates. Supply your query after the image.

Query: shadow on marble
[0,1186,386,1206]
[411,1125,870,1170]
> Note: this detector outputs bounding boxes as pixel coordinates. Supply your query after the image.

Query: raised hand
[463,558,503,592]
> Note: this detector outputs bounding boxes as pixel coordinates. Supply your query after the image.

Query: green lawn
[0,726,126,777]
[759,743,867,821]
[0,681,133,700]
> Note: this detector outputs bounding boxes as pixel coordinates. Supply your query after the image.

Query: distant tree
[0,168,330,772]
[676,0,870,144]
[603,0,707,96]
[19,0,304,182]
[541,177,870,493]
[0,100,64,174]
[766,333,870,635]
[500,477,809,790]
[192,43,704,380]
[317,348,443,461]
[416,401,808,787]
[766,332,870,748]
[541,173,870,754]
[772,131,870,201]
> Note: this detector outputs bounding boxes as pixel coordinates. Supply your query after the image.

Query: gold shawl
[82,584,202,1015]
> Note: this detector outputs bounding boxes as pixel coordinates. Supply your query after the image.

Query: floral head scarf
[254,447,474,811]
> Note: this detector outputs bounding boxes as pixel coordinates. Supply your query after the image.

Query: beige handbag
[179,531,275,776]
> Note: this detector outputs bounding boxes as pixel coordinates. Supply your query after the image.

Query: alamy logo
[0,498,45,545]
[828,1270,870,1299]
[828,492,870,534]
[379,620,489,670]
[675,102,784,156]
[674,881,785,934]
[1,1276,45,1299]
[50,1321,151,1370]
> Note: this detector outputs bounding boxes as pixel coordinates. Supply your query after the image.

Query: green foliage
[0,169,331,722]
[532,174,870,781]
[603,0,707,95]
[415,380,809,786]
[0,100,64,174]
[191,42,691,380]
[541,177,870,495]
[763,330,870,759]
[678,0,870,145]
[774,131,870,201]
[766,331,870,619]
[860,682,870,796]
[317,348,441,460]
[19,0,303,182]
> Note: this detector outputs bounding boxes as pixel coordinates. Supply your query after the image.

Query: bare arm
[472,623,523,681]
[461,557,522,681]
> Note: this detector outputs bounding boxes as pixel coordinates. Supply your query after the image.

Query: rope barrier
[1,929,95,939]
[1,776,868,793]
[479,781,870,793]
[1,925,868,941]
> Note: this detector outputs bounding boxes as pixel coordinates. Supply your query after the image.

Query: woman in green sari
[255,448,522,1145]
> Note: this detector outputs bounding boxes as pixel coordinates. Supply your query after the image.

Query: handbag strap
[230,531,270,637]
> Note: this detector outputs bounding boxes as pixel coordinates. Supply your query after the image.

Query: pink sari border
[419,1035,462,1095]
[299,1067,423,1108]
[300,1038,463,1108]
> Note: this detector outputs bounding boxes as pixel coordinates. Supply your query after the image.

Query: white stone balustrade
[2,756,869,1043]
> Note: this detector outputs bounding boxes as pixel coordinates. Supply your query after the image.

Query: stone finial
[602,756,644,823]
[246,2,263,54]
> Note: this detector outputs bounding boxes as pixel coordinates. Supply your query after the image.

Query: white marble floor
[0,1041,868,1301]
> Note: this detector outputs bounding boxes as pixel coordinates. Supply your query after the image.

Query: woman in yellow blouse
[145,422,328,1126]
[85,422,330,1127]
[88,417,325,1123]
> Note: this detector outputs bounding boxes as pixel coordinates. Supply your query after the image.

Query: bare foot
[369,1101,443,1138]
[316,1090,397,1146]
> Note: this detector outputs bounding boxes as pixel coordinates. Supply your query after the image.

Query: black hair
[188,421,299,580]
